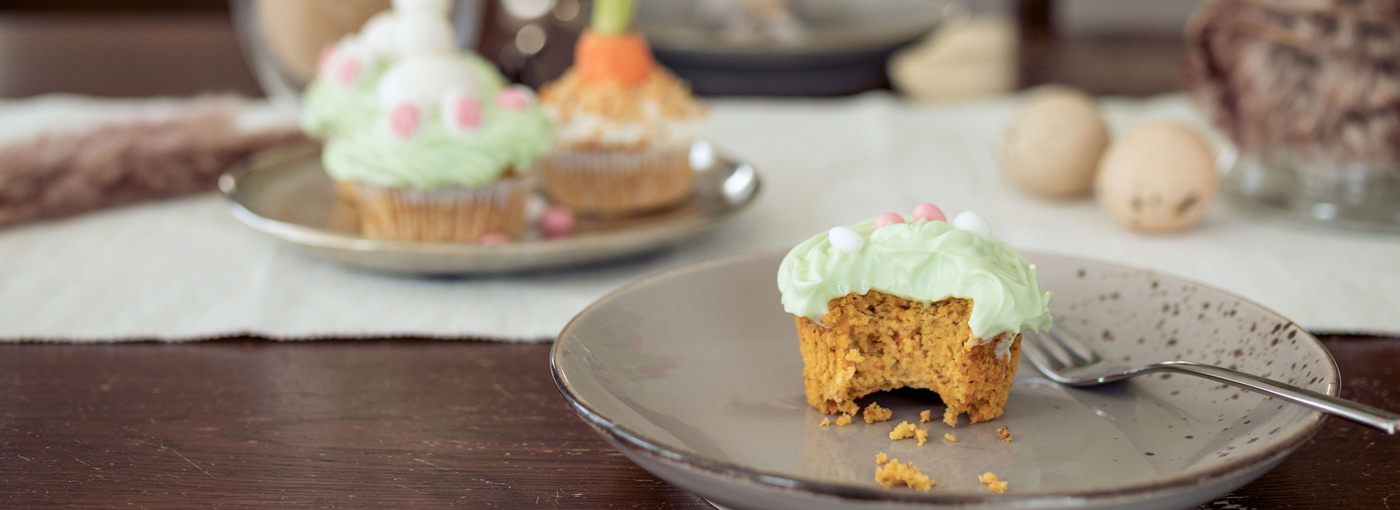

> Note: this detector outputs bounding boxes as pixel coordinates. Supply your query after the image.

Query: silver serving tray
[218,141,760,275]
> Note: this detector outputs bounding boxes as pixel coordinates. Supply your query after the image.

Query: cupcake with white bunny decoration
[776,204,1052,425]
[306,0,553,243]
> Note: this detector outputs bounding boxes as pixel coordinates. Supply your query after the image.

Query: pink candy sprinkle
[912,203,946,222]
[479,233,511,245]
[874,212,905,228]
[334,55,361,86]
[388,103,421,140]
[450,96,483,131]
[496,86,534,111]
[538,206,574,238]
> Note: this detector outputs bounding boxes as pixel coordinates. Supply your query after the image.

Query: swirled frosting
[777,215,1053,342]
[539,68,706,151]
[321,95,553,189]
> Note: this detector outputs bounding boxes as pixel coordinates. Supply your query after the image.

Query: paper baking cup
[351,176,533,243]
[540,146,695,216]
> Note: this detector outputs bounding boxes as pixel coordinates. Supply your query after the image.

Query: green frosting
[306,51,554,190]
[322,104,553,189]
[776,216,1053,340]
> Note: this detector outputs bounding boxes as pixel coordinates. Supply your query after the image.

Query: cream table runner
[1,93,1396,341]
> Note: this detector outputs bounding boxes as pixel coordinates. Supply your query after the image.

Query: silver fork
[1022,326,1400,434]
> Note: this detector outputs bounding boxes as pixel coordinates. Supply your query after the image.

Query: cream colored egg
[999,87,1109,198]
[1095,121,1218,233]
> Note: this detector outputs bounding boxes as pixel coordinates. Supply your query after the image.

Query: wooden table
[1,336,1396,508]
[1,9,1396,510]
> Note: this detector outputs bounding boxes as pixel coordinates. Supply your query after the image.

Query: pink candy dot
[334,55,361,86]
[450,96,482,131]
[388,103,421,140]
[479,233,511,245]
[912,203,946,222]
[538,206,574,238]
[874,212,905,229]
[496,86,534,111]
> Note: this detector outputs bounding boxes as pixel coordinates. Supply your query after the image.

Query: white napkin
[1,93,1396,342]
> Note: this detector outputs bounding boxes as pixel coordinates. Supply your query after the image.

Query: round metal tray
[218,141,760,275]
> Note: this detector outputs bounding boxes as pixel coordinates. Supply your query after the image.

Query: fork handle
[1151,361,1399,435]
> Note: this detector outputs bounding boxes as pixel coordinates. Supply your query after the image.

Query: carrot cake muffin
[537,0,707,216]
[776,203,1052,425]
[309,0,553,242]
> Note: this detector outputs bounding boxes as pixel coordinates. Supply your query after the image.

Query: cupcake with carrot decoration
[538,0,708,217]
[315,0,554,243]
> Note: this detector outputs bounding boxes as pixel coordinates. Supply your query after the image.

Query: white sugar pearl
[394,0,452,15]
[377,55,479,108]
[828,226,865,253]
[359,12,399,59]
[952,212,993,239]
[396,13,455,55]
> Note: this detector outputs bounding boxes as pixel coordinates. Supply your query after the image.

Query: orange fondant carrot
[575,29,655,85]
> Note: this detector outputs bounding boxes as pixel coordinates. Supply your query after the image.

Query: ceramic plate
[552,251,1337,510]
[218,141,760,275]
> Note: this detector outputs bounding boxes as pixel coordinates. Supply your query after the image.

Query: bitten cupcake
[538,0,708,217]
[776,205,1053,425]
[313,0,553,242]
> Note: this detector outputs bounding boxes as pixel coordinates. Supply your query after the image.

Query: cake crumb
[819,418,830,427]
[844,349,866,363]
[919,410,932,423]
[836,414,853,427]
[888,421,929,445]
[875,458,934,491]
[943,432,957,443]
[863,402,893,424]
[876,452,888,465]
[978,472,1008,494]
[997,425,1013,442]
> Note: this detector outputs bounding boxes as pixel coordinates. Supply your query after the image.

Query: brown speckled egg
[999,87,1109,198]
[1095,121,1218,233]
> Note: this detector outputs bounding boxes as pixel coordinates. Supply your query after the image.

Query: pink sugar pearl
[912,203,946,222]
[874,212,905,228]
[388,103,421,140]
[539,206,574,238]
[334,55,361,86]
[496,86,535,111]
[479,233,511,245]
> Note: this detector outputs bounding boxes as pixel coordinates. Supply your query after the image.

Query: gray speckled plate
[551,251,1338,510]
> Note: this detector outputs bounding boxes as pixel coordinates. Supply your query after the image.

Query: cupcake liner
[350,175,534,243]
[539,145,695,216]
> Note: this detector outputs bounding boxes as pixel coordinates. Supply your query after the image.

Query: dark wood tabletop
[1,7,1397,510]
[1,336,1397,509]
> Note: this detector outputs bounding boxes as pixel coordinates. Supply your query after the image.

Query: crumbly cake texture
[997,425,1013,442]
[876,452,889,465]
[889,421,929,446]
[835,414,852,427]
[796,292,1022,425]
[538,68,705,152]
[818,417,830,427]
[875,458,934,491]
[862,402,893,424]
[943,432,957,443]
[979,472,1008,494]
[919,410,932,423]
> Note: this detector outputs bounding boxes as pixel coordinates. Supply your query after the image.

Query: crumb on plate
[863,402,893,424]
[997,425,1012,442]
[819,417,830,427]
[875,458,934,491]
[836,414,853,427]
[876,452,888,465]
[943,432,957,443]
[978,472,1008,494]
[919,410,932,423]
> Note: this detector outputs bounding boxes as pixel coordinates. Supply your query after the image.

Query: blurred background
[0,0,1196,99]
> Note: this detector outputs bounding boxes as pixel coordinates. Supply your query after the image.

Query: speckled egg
[1095,121,1219,233]
[999,87,1109,198]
